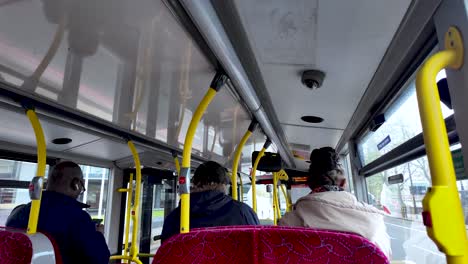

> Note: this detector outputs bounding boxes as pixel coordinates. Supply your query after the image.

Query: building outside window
[0,159,110,225]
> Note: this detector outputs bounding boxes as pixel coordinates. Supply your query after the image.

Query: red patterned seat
[0,228,32,264]
[153,226,389,264]
[0,227,62,264]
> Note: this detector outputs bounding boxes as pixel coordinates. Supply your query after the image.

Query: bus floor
[384,216,455,263]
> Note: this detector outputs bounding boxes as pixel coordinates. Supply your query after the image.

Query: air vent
[301,116,324,123]
[52,138,72,145]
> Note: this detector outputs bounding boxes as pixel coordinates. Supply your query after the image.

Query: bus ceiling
[0,0,295,169]
[179,0,416,166]
[0,0,440,170]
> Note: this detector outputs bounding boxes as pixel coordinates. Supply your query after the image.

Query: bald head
[47,161,84,199]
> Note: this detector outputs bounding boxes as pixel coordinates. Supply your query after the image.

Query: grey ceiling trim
[179,0,296,168]
[336,0,442,153]
[281,123,345,131]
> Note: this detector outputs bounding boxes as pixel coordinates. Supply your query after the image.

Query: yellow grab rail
[415,26,468,264]
[180,72,227,233]
[272,172,279,225]
[172,151,181,176]
[231,120,257,200]
[110,256,142,264]
[111,141,143,264]
[251,140,271,212]
[128,141,142,262]
[26,109,47,234]
[118,173,134,262]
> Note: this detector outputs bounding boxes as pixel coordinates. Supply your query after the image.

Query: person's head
[192,161,229,193]
[46,161,85,199]
[307,147,346,190]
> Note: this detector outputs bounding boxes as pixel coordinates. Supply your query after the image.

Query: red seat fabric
[0,227,63,264]
[0,228,33,264]
[153,226,389,264]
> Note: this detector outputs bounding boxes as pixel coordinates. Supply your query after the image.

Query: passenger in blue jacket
[161,161,260,243]
[6,161,110,264]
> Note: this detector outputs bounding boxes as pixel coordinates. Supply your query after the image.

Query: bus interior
[0,0,467,263]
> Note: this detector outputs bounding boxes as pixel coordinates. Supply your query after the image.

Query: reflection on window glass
[207,126,223,156]
[0,159,49,181]
[358,74,454,166]
[365,150,468,263]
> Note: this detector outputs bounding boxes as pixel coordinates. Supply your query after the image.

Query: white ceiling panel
[232,0,411,154]
[237,0,319,65]
[63,138,139,161]
[0,103,140,162]
[0,105,100,152]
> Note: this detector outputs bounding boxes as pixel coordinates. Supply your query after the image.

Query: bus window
[0,159,49,225]
[291,184,310,204]
[244,182,285,225]
[0,160,110,225]
[78,165,110,219]
[342,153,355,194]
[365,151,468,263]
[358,73,454,166]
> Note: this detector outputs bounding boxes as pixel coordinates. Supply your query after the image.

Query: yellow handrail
[128,141,142,261]
[111,141,142,264]
[180,72,226,234]
[121,173,134,262]
[231,120,257,200]
[172,151,181,176]
[251,139,271,212]
[26,109,47,234]
[415,26,468,264]
[272,172,279,225]
[251,148,266,212]
[110,255,142,264]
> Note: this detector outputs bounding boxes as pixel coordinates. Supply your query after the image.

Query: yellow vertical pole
[123,173,133,261]
[239,173,243,202]
[251,140,271,212]
[127,141,142,262]
[415,26,468,264]
[179,72,227,233]
[272,172,278,225]
[25,109,46,234]
[231,120,257,200]
[172,151,181,176]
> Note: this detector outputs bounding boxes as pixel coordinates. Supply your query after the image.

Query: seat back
[0,227,62,264]
[153,226,389,264]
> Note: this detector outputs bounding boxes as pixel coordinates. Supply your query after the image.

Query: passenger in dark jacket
[6,161,110,264]
[161,161,260,243]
